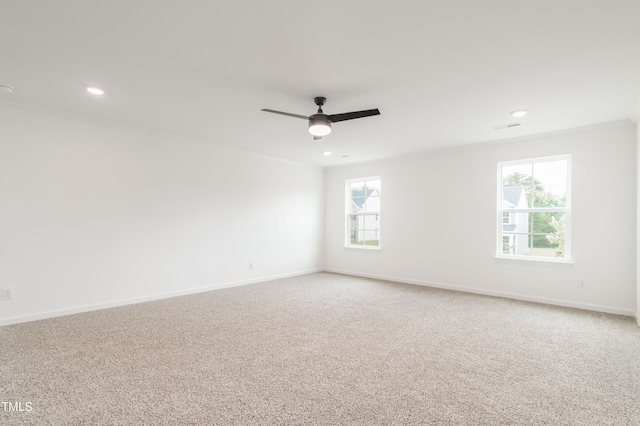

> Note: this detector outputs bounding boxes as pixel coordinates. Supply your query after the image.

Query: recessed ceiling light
[322,151,332,156]
[0,84,15,94]
[511,110,528,118]
[86,87,104,95]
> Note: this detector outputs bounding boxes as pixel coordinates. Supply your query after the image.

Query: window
[346,177,381,249]
[497,156,570,261]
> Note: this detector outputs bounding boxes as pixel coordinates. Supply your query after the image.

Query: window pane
[350,181,363,192]
[365,179,381,195]
[531,233,564,258]
[502,212,526,233]
[502,164,532,185]
[350,227,362,244]
[502,236,511,254]
[531,160,568,208]
[363,214,379,229]
[533,160,567,185]
[363,196,380,213]
[537,184,567,208]
[503,233,529,255]
[350,228,380,246]
[502,234,515,254]
[502,185,530,209]
[351,196,366,209]
[361,229,380,243]
[524,212,565,257]
[544,213,566,257]
[531,212,553,234]
[529,244,554,257]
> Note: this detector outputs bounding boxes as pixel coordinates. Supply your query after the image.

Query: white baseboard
[325,268,637,318]
[0,269,322,326]
[2,268,636,326]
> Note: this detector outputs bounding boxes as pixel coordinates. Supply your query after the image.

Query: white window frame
[345,176,381,250]
[496,155,571,262]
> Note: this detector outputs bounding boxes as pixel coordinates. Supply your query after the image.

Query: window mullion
[500,208,569,214]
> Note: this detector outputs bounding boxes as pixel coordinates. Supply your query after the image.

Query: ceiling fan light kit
[262,96,380,140]
[308,115,332,136]
[86,86,105,95]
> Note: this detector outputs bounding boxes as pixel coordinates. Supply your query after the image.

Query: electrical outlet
[249,261,254,270]
[1,288,13,300]
[578,280,586,289]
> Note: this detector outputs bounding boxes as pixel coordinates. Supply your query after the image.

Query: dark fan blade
[261,109,309,120]
[327,108,380,123]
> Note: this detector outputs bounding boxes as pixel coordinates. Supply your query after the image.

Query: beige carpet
[1,272,639,425]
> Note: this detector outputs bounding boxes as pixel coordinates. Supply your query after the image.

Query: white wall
[0,104,324,325]
[325,122,637,316]
[637,119,640,325]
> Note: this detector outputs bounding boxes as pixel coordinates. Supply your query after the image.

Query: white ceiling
[2,1,640,167]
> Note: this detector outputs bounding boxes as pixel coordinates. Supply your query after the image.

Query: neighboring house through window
[497,156,570,261]
[346,177,381,248]
[501,185,528,255]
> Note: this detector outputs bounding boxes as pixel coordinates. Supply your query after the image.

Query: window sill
[345,245,382,251]
[494,255,573,265]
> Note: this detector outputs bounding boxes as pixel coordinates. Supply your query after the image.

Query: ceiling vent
[0,84,15,94]
[492,123,521,130]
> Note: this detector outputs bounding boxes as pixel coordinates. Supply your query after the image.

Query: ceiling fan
[261,97,380,140]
